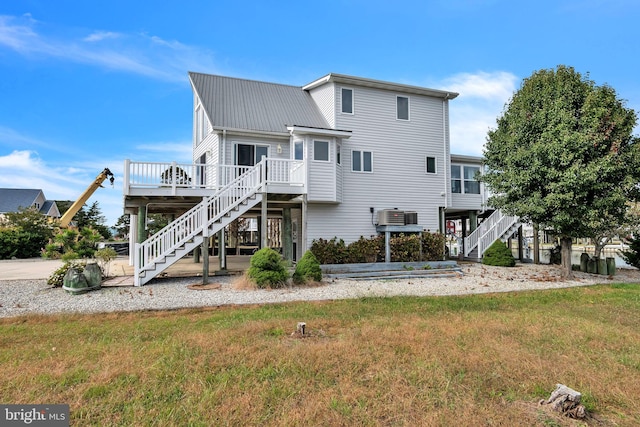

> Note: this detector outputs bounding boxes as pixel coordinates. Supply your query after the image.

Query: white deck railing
[124,159,306,195]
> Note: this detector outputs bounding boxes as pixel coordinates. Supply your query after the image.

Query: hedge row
[310,232,446,265]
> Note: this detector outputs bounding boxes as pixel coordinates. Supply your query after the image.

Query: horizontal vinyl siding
[223,135,290,165]
[308,83,335,128]
[306,85,448,245]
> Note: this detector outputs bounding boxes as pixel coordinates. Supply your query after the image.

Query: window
[464,166,480,194]
[426,156,436,174]
[397,96,409,120]
[195,106,207,144]
[352,150,373,172]
[236,144,268,166]
[451,165,461,193]
[294,141,304,160]
[451,165,481,194]
[313,140,329,161]
[341,88,353,114]
[336,144,341,165]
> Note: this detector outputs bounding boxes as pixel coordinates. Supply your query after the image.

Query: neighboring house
[0,188,61,220]
[123,72,511,285]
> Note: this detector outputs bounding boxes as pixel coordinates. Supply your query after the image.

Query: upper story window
[313,140,329,162]
[294,141,304,160]
[451,165,480,194]
[341,88,353,114]
[397,96,409,120]
[352,150,373,173]
[336,144,341,165]
[195,105,207,145]
[426,156,436,174]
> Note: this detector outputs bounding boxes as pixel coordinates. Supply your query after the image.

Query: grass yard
[1,283,639,426]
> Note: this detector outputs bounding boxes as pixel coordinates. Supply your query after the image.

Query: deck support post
[202,235,209,285]
[219,229,227,271]
[261,193,268,249]
[469,210,478,233]
[518,225,524,261]
[137,206,146,244]
[129,213,137,266]
[282,207,293,262]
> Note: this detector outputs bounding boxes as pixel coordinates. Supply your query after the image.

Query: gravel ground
[1,263,639,318]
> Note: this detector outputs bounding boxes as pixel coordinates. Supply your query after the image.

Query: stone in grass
[539,384,587,419]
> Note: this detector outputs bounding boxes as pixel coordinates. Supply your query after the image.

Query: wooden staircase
[464,210,520,259]
[134,160,266,286]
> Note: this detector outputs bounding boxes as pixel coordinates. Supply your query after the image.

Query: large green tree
[482,65,639,277]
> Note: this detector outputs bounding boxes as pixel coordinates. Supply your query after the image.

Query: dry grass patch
[0,284,639,425]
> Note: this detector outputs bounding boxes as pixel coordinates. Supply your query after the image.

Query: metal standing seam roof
[188,72,331,134]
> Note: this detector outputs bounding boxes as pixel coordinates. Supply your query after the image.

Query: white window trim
[425,156,437,174]
[451,164,481,194]
[351,150,373,173]
[341,87,354,115]
[234,142,270,166]
[396,95,410,121]
[313,140,330,162]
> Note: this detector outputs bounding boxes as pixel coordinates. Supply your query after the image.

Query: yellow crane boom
[59,168,115,228]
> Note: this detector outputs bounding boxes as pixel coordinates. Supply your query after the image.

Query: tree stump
[540,384,587,419]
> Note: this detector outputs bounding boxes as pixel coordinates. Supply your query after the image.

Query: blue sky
[1,0,639,227]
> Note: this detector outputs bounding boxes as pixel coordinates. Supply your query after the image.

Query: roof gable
[0,188,43,213]
[189,72,331,134]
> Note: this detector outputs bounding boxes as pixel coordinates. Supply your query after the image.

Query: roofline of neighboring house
[302,73,459,100]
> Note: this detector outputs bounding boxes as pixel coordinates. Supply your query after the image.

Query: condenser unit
[404,211,418,225]
[377,209,405,226]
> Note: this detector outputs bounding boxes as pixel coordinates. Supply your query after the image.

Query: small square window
[294,141,304,160]
[352,150,373,173]
[313,140,329,161]
[426,157,436,173]
[397,96,409,120]
[341,88,353,114]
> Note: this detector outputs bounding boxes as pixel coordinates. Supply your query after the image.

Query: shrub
[0,229,47,259]
[390,234,421,262]
[47,261,86,288]
[247,247,289,288]
[621,235,640,269]
[95,247,118,278]
[310,238,349,264]
[482,240,516,267]
[422,232,446,261]
[293,251,322,284]
[347,236,383,263]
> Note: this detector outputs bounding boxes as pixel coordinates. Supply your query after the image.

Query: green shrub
[47,261,86,288]
[390,234,421,262]
[247,247,289,288]
[310,238,349,264]
[621,235,640,269]
[95,247,118,278]
[347,236,383,263]
[0,229,47,259]
[482,240,516,267]
[422,232,446,261]
[293,251,322,284]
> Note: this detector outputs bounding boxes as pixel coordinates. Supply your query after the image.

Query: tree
[0,207,55,259]
[57,200,112,239]
[483,65,639,277]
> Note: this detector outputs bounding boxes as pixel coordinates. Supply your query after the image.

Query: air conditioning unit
[404,211,418,225]
[377,209,405,226]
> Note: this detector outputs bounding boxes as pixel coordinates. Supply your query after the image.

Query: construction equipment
[59,168,115,228]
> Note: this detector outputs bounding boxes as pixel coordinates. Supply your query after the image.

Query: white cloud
[435,71,519,156]
[0,14,218,82]
[83,31,121,42]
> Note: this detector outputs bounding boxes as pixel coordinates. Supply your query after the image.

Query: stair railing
[135,160,266,283]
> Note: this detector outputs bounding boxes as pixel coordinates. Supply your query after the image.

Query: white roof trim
[287,126,352,138]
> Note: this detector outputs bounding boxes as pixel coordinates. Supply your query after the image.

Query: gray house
[124,72,506,285]
[0,188,60,219]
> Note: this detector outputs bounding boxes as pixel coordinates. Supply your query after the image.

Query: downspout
[443,96,449,210]
[221,129,226,187]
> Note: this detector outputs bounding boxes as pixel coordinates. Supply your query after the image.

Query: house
[0,188,60,220]
[123,72,513,285]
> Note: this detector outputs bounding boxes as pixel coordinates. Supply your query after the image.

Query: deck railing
[124,159,306,195]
